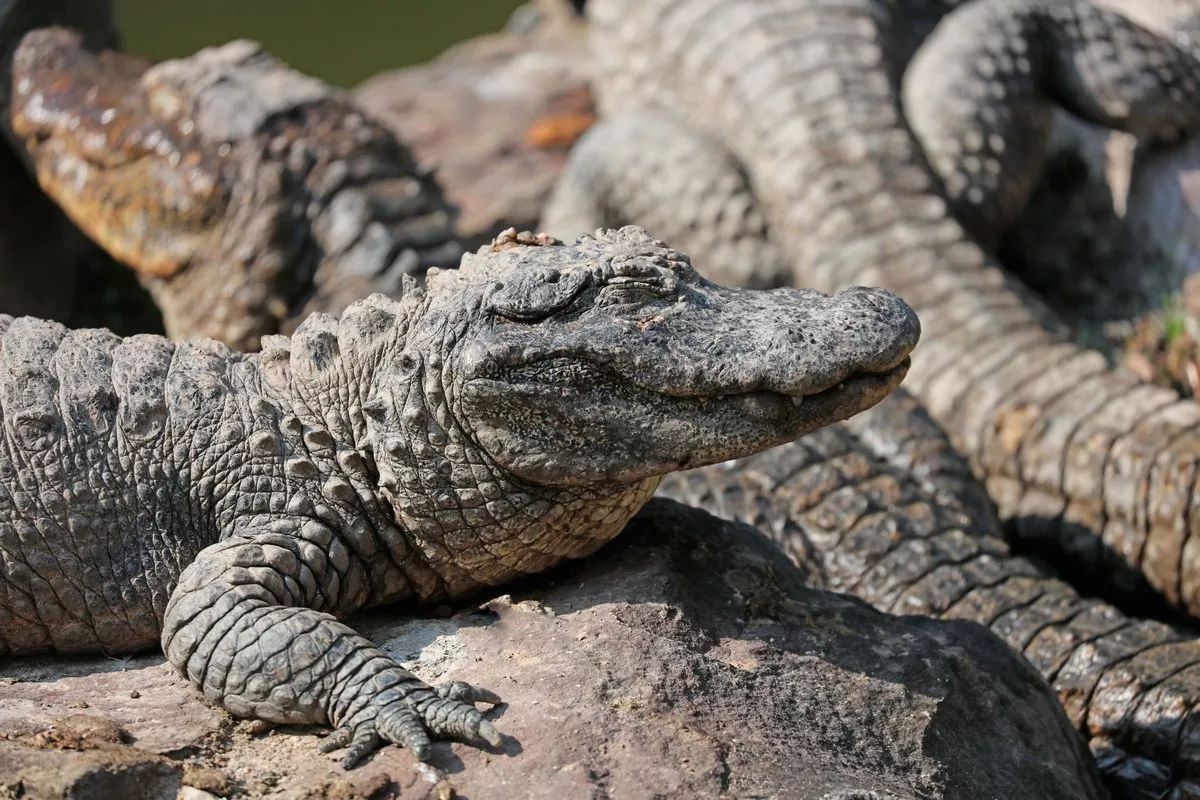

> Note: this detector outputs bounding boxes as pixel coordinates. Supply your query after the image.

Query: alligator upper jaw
[651,356,911,414]
[482,355,911,437]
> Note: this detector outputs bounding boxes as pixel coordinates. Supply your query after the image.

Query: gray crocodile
[663,391,1200,799]
[9,28,461,351]
[543,0,1200,616]
[0,226,918,767]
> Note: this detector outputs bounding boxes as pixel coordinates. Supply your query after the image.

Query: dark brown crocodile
[0,0,119,322]
[543,0,1200,618]
[9,28,461,351]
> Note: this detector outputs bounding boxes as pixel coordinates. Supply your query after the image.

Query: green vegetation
[119,0,525,86]
[1164,295,1189,346]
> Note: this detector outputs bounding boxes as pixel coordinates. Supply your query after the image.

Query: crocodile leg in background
[9,29,461,351]
[906,0,1200,336]
[918,0,1200,337]
[902,0,1200,246]
[546,0,1200,617]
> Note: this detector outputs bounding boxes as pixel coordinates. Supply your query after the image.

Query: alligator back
[0,315,250,655]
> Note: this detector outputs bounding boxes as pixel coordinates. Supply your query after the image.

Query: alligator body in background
[10,29,462,351]
[543,0,1200,620]
[0,226,918,767]
[664,391,1200,799]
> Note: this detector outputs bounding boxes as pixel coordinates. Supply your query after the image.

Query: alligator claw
[321,677,502,767]
[437,680,502,706]
[318,726,353,753]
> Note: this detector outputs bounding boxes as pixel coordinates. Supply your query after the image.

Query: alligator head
[445,228,916,484]
[342,227,919,593]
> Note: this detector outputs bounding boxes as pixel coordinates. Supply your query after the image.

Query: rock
[0,500,1105,799]
[0,651,223,756]
[355,8,593,250]
[0,741,179,799]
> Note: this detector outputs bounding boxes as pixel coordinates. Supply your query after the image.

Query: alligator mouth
[720,356,910,416]
[481,355,911,414]
[465,355,912,482]
[656,357,911,413]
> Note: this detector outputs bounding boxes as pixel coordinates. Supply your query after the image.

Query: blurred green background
[119,1,526,86]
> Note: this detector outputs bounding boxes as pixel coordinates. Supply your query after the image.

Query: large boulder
[0,500,1105,799]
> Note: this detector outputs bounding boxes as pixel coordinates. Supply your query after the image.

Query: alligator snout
[735,284,919,399]
[827,286,921,373]
[634,282,919,402]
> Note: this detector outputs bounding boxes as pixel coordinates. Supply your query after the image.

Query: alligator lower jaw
[793,356,911,411]
[686,357,911,418]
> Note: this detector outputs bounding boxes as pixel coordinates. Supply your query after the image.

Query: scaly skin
[9,29,461,351]
[662,391,1200,799]
[0,226,918,767]
[542,112,790,290]
[546,0,1200,617]
[902,0,1200,244]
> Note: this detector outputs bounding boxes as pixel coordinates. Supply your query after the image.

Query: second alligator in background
[543,0,1200,623]
[10,28,462,350]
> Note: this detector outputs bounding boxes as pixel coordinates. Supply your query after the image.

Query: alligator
[0,0,119,322]
[0,226,918,767]
[662,391,1200,799]
[9,28,461,351]
[542,0,1200,616]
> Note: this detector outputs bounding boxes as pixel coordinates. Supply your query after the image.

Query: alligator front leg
[161,523,501,767]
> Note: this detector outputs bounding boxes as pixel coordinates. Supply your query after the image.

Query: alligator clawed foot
[320,680,502,768]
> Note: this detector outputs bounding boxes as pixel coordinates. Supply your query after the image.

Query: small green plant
[1164,295,1188,346]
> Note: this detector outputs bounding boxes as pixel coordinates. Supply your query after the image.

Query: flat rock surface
[0,500,1105,799]
[355,18,593,251]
